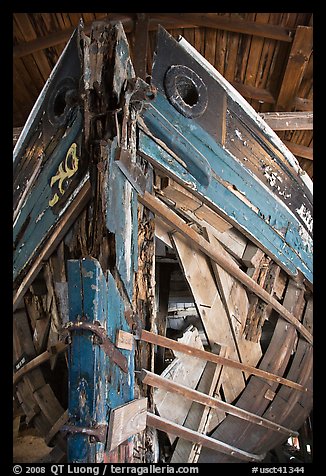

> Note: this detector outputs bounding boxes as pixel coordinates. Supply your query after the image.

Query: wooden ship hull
[13,21,313,464]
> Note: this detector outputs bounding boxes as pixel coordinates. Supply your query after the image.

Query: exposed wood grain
[13,342,67,386]
[139,192,313,344]
[171,231,245,402]
[146,412,264,462]
[198,278,308,462]
[150,13,294,42]
[205,230,262,373]
[161,178,232,233]
[139,330,308,392]
[142,370,298,436]
[153,327,206,443]
[283,140,313,160]
[231,82,275,104]
[133,14,149,80]
[13,14,132,58]
[259,111,313,130]
[107,398,148,452]
[116,330,134,351]
[242,242,265,269]
[276,26,313,110]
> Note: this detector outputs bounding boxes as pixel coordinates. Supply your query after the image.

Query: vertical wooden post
[133,13,149,80]
[66,258,135,463]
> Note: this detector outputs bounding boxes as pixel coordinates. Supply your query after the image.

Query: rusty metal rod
[141,369,298,437]
[139,192,313,345]
[139,329,309,393]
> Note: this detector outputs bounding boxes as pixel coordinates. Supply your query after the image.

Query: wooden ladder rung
[138,329,310,393]
[146,412,264,462]
[141,369,298,437]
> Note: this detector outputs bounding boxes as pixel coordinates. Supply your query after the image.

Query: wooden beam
[13,14,133,58]
[45,410,69,445]
[139,329,309,393]
[186,346,227,463]
[283,140,313,161]
[276,26,313,111]
[139,192,313,345]
[294,97,313,112]
[141,370,298,436]
[149,13,294,42]
[259,111,313,130]
[170,231,245,402]
[13,342,67,386]
[231,81,275,104]
[133,13,149,80]
[146,412,264,462]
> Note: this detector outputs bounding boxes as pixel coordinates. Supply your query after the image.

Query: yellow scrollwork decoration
[49,142,79,207]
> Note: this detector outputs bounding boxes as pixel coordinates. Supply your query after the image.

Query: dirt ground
[13,417,52,463]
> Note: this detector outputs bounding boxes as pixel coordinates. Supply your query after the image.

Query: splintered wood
[171,345,227,463]
[153,327,206,443]
[205,231,262,377]
[171,230,262,403]
[243,243,286,343]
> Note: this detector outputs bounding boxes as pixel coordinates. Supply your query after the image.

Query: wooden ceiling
[13,12,313,179]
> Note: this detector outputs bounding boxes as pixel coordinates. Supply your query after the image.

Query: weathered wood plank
[116,330,134,351]
[13,342,67,386]
[162,178,233,233]
[133,14,149,80]
[171,231,246,402]
[293,97,313,112]
[276,26,313,110]
[150,13,294,42]
[283,140,313,160]
[259,111,313,130]
[154,327,207,443]
[13,178,91,312]
[140,192,313,344]
[107,398,148,452]
[231,82,275,104]
[198,279,307,462]
[139,330,308,392]
[171,345,227,463]
[45,410,69,445]
[142,370,298,436]
[147,412,264,462]
[206,230,262,373]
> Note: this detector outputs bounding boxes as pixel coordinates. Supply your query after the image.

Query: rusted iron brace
[63,321,128,373]
[61,423,107,443]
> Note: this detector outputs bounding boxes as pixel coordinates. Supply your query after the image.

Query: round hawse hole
[164,65,208,118]
[53,88,68,117]
[176,76,199,106]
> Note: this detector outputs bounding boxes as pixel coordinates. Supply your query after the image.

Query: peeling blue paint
[139,95,312,283]
[106,139,138,302]
[67,258,134,463]
[13,109,83,282]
